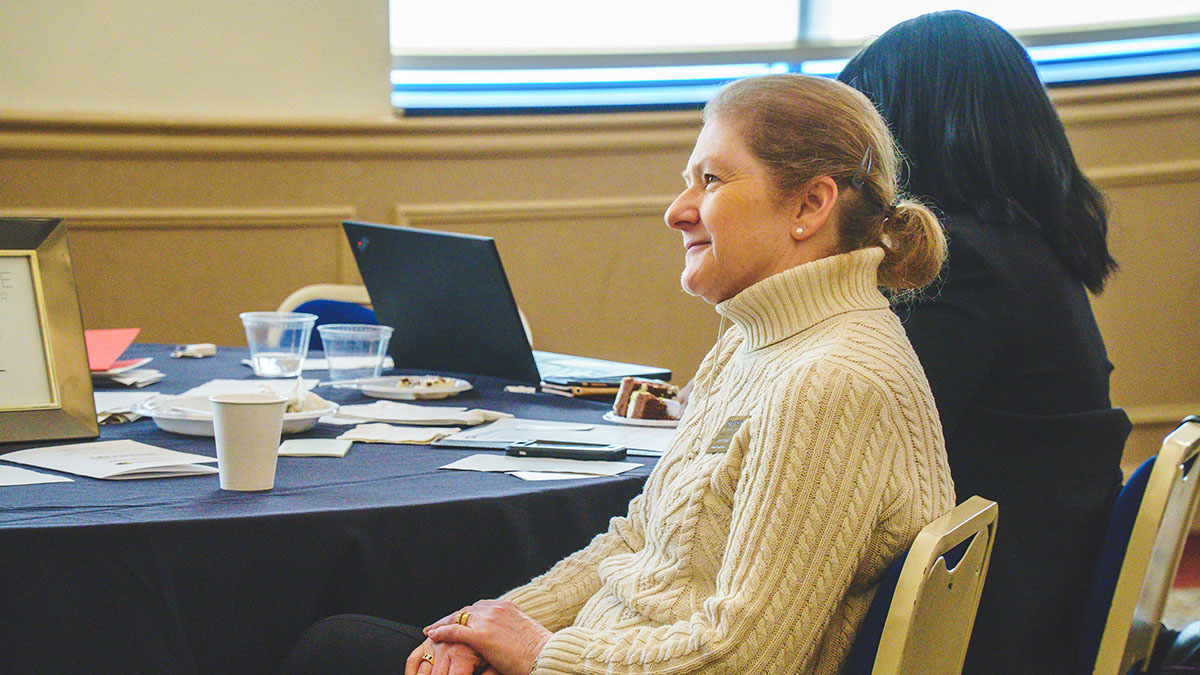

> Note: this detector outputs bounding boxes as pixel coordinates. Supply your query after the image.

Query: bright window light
[1029,33,1200,62]
[819,1,1200,40]
[392,63,789,87]
[391,0,800,53]
[389,1,1200,113]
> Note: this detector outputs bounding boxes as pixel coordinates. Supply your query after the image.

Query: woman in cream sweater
[288,73,955,675]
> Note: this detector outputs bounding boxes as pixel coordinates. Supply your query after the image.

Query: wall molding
[395,195,677,227]
[1054,75,1200,125]
[3,73,1197,158]
[1088,158,1200,189]
[1124,403,1200,427]
[1,206,357,230]
[0,110,701,159]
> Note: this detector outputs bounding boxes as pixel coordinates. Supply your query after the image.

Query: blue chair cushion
[293,299,378,351]
[844,549,909,674]
[1075,455,1157,674]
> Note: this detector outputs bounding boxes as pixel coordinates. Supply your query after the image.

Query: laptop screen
[343,221,542,383]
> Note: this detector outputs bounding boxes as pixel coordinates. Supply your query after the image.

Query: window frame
[391,16,1200,115]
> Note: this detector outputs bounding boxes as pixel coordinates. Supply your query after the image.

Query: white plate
[133,395,338,437]
[602,411,679,428]
[355,376,473,400]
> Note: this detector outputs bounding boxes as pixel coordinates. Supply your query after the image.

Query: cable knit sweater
[503,248,955,675]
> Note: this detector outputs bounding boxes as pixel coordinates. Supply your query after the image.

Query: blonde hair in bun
[704,73,946,295]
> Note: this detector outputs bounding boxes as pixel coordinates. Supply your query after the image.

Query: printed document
[2,439,217,480]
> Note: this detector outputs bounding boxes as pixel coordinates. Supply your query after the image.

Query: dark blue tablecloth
[0,344,654,674]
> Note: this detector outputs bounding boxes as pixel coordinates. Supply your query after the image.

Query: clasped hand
[405,600,552,675]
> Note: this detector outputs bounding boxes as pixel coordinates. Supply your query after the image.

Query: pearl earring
[795,226,805,236]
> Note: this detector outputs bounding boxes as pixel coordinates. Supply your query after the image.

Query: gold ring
[421,653,434,665]
[457,610,471,626]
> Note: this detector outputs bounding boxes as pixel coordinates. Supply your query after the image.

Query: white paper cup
[317,324,394,382]
[240,311,317,378]
[209,393,288,491]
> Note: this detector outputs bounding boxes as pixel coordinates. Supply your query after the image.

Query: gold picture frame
[0,218,97,443]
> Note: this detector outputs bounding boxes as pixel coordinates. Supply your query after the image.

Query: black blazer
[897,213,1130,675]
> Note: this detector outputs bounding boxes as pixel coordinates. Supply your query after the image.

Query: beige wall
[1,2,1196,470]
[1051,78,1200,469]
[0,111,712,380]
[0,1,392,120]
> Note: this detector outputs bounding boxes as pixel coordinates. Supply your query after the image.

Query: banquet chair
[276,284,378,350]
[843,495,998,675]
[277,283,373,314]
[276,283,535,350]
[1077,416,1200,675]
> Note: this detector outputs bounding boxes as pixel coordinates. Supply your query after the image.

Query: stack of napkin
[87,328,165,387]
[337,423,461,445]
[322,400,512,446]
[93,391,158,424]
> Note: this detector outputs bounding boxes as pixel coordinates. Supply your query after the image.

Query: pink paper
[85,328,141,371]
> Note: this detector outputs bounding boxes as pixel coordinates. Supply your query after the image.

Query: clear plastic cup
[317,324,394,382]
[240,312,317,378]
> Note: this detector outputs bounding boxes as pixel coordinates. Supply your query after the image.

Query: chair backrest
[277,284,372,313]
[276,284,378,350]
[1082,416,1200,675]
[276,283,534,350]
[845,495,999,675]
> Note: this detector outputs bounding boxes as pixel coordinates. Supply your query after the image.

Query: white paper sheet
[0,465,74,486]
[436,417,675,455]
[316,414,368,426]
[182,379,317,397]
[301,356,394,371]
[239,357,394,371]
[2,440,217,480]
[335,401,511,426]
[440,453,641,476]
[337,423,462,445]
[509,471,592,481]
[101,368,166,387]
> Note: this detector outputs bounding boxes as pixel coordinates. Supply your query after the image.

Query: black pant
[281,614,426,675]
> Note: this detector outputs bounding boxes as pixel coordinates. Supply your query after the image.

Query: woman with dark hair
[838,10,1130,675]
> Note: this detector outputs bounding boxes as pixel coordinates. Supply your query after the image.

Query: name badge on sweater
[706,416,749,453]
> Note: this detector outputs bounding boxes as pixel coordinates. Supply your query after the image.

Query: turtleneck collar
[715,247,889,351]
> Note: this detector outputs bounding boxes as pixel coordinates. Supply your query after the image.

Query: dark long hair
[837,10,1117,293]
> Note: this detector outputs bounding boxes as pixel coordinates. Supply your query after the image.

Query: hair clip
[850,146,872,189]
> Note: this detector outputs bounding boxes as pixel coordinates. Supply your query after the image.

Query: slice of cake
[627,390,682,420]
[613,377,680,420]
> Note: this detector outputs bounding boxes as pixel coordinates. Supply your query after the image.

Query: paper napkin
[98,368,165,388]
[278,439,353,457]
[93,391,158,423]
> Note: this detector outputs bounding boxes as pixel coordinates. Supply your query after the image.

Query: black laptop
[343,221,671,385]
